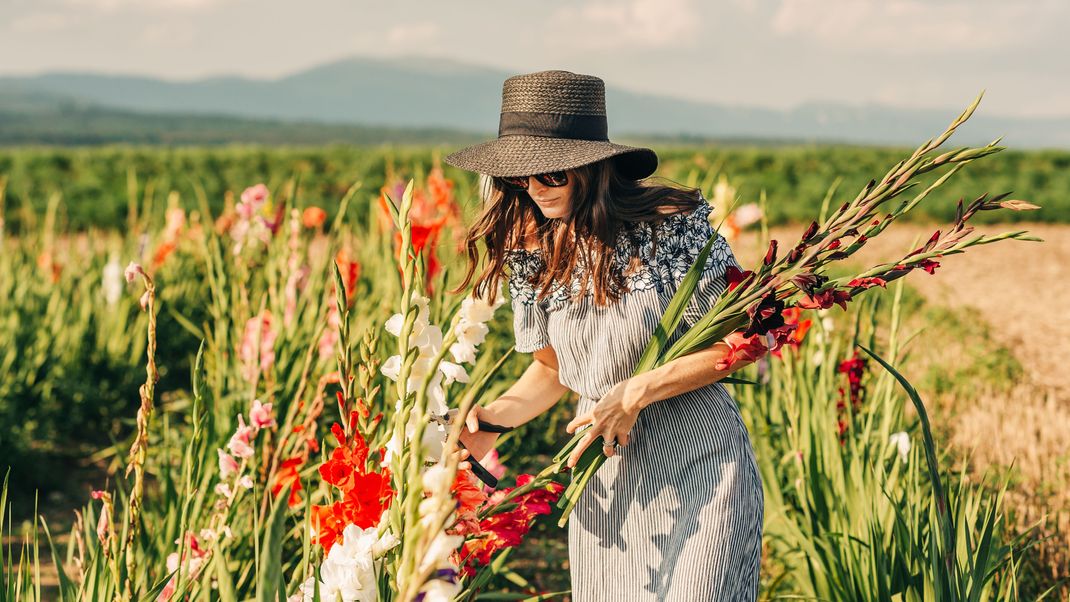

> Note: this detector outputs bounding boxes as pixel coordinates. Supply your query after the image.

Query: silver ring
[602,435,617,448]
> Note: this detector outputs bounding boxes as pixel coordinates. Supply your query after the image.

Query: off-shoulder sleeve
[504,250,552,353]
[663,203,743,330]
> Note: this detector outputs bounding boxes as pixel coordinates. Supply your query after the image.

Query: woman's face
[523,170,575,219]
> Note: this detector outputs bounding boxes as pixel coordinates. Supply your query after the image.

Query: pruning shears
[429,410,514,489]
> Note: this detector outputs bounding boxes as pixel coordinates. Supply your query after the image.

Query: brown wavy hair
[449,157,705,307]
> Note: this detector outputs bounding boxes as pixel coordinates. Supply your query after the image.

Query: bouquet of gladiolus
[292,180,569,602]
[547,92,1042,525]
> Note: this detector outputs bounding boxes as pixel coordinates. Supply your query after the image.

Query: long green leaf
[257,484,292,602]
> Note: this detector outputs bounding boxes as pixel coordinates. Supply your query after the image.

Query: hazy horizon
[2,0,1067,120]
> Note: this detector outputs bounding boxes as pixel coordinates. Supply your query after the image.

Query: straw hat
[443,70,658,179]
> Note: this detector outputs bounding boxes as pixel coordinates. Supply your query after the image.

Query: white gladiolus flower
[426,379,449,416]
[417,530,465,575]
[412,324,444,354]
[382,429,403,469]
[371,526,400,558]
[381,355,402,382]
[384,313,406,338]
[421,464,452,494]
[419,578,462,602]
[438,361,469,386]
[812,350,824,366]
[102,256,123,306]
[419,418,449,461]
[732,203,763,228]
[459,286,504,323]
[822,316,835,332]
[298,524,388,602]
[889,431,911,462]
[449,340,478,365]
[454,320,490,349]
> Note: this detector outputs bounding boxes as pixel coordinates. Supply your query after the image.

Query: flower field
[1,98,1067,600]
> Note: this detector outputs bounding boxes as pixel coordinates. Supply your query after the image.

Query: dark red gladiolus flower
[725,265,753,292]
[838,351,868,408]
[786,245,803,264]
[918,259,940,274]
[791,272,827,296]
[827,239,841,250]
[770,307,812,359]
[743,291,786,337]
[797,288,852,311]
[801,220,819,242]
[763,240,778,266]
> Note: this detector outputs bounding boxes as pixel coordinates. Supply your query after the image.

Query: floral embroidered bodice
[504,200,733,309]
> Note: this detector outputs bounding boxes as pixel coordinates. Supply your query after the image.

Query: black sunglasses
[496,170,569,191]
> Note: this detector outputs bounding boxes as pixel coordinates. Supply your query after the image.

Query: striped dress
[504,199,764,601]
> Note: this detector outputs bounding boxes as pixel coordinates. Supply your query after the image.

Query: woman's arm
[625,332,770,413]
[481,345,570,427]
[458,345,570,462]
[563,332,770,468]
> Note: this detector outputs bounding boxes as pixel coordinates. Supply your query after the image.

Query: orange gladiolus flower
[272,456,305,508]
[302,206,327,229]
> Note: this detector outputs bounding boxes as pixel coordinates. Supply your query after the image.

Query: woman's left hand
[564,377,643,469]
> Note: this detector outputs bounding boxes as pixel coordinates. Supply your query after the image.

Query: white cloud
[770,0,1062,54]
[550,0,701,50]
[64,0,231,11]
[384,22,442,47]
[9,12,75,33]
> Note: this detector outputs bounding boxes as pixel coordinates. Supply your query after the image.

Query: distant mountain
[0,88,488,146]
[2,55,1068,148]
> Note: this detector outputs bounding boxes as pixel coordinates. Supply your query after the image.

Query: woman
[444,70,766,601]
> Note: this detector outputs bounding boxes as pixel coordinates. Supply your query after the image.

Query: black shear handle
[456,419,514,489]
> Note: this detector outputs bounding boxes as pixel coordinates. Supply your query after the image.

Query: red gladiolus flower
[452,468,488,516]
[457,476,565,576]
[334,248,361,307]
[310,423,394,553]
[770,307,812,358]
[847,277,887,289]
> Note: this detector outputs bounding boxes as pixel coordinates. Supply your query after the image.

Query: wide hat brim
[443,136,658,180]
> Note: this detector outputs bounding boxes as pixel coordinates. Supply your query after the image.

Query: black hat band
[497,111,609,141]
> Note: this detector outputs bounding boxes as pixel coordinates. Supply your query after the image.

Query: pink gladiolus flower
[238,183,269,219]
[238,310,277,383]
[480,449,508,495]
[158,533,208,602]
[249,399,276,430]
[218,449,239,479]
[90,490,110,544]
[124,262,145,283]
[227,414,256,459]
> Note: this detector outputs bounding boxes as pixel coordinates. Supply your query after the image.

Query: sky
[2,0,1067,119]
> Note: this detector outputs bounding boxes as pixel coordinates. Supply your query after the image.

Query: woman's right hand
[454,405,502,464]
